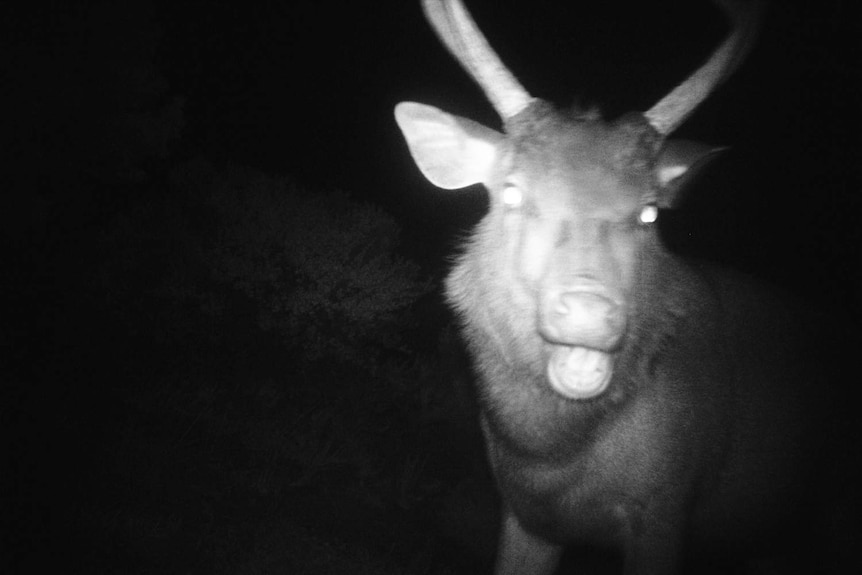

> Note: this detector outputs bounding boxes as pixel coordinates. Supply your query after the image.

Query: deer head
[394,0,761,398]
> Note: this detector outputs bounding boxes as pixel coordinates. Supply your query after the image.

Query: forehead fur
[507,101,661,177]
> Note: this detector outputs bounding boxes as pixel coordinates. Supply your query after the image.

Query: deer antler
[644,0,764,135]
[421,0,535,120]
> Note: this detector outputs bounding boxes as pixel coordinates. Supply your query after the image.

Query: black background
[4,1,859,573]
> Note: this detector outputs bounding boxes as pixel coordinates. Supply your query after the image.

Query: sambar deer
[394,0,858,573]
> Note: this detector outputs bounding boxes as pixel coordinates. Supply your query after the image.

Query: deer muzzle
[540,289,626,400]
[540,290,625,350]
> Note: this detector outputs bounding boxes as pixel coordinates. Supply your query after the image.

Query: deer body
[466,246,819,574]
[394,1,846,573]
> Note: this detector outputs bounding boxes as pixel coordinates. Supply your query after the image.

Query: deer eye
[501,184,523,208]
[638,203,659,225]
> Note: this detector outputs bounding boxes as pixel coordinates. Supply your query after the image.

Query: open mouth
[539,286,624,400]
[546,344,613,400]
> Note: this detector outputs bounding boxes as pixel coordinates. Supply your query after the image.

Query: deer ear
[656,139,727,208]
[394,102,503,190]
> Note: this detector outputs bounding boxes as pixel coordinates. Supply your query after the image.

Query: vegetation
[3,17,491,564]
[5,152,497,574]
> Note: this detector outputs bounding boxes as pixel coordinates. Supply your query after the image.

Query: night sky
[4,0,861,573]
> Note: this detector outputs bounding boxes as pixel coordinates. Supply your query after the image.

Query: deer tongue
[547,346,612,400]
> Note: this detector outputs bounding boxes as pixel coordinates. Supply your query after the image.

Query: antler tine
[421,0,535,120]
[644,0,765,136]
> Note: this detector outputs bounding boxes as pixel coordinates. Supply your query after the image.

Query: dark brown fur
[442,107,850,573]
[394,2,858,571]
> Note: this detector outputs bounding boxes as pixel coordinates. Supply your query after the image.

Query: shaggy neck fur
[447,230,718,454]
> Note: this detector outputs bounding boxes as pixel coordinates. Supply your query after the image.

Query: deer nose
[556,292,623,327]
[542,291,625,349]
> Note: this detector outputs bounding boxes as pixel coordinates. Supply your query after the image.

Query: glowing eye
[638,204,659,224]
[502,185,523,208]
